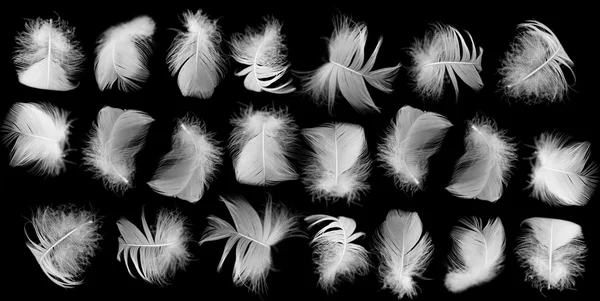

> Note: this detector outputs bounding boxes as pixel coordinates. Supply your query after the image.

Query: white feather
[82,106,154,194]
[378,105,452,193]
[25,205,101,288]
[302,123,371,204]
[446,116,517,202]
[409,23,483,101]
[230,18,295,94]
[95,15,155,92]
[1,102,71,176]
[200,195,300,294]
[117,208,192,286]
[303,16,400,114]
[445,217,505,293]
[167,10,227,99]
[148,116,223,203]
[229,107,298,186]
[499,20,574,103]
[528,133,598,206]
[515,217,586,291]
[13,18,85,91]
[373,210,434,299]
[305,214,370,293]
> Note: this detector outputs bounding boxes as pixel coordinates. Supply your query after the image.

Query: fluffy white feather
[445,217,505,293]
[303,16,400,114]
[528,133,598,206]
[305,214,370,293]
[409,23,483,101]
[446,116,517,202]
[148,116,223,203]
[25,205,101,288]
[302,123,371,204]
[515,217,586,291]
[378,105,452,193]
[200,195,300,294]
[95,15,155,92]
[229,107,298,186]
[82,106,154,194]
[1,102,71,176]
[230,18,295,94]
[499,20,574,103]
[13,18,85,91]
[373,210,434,299]
[167,10,227,99]
[117,208,192,286]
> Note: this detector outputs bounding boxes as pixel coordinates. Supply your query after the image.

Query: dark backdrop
[3,3,596,301]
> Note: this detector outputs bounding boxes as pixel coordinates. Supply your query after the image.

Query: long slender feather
[148,116,223,203]
[378,105,452,193]
[373,210,434,299]
[515,217,586,291]
[117,208,192,286]
[167,10,227,99]
[528,133,598,206]
[303,16,400,114]
[445,217,505,293]
[13,17,85,91]
[1,102,71,176]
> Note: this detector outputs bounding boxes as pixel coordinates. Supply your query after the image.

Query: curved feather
[148,116,223,203]
[378,105,452,193]
[199,195,300,294]
[82,106,154,194]
[303,16,400,114]
[229,107,298,186]
[167,10,227,99]
[446,116,517,202]
[529,133,598,206]
[373,210,434,299]
[499,20,574,103]
[13,17,85,91]
[515,217,586,291]
[95,15,155,92]
[1,102,71,176]
[445,217,505,293]
[305,214,370,293]
[409,23,483,101]
[117,208,192,286]
[302,123,371,204]
[230,18,294,94]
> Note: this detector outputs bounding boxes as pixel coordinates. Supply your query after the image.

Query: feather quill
[25,205,101,288]
[13,17,85,91]
[446,117,517,202]
[409,23,483,101]
[378,105,452,193]
[445,217,505,293]
[528,133,598,206]
[229,107,298,186]
[305,214,370,292]
[1,102,71,176]
[82,106,154,194]
[515,217,586,291]
[373,210,434,299]
[303,16,400,114]
[499,20,574,103]
[117,208,192,286]
[200,195,300,294]
[302,123,371,204]
[230,18,295,94]
[167,10,227,99]
[95,15,155,92]
[148,116,223,203]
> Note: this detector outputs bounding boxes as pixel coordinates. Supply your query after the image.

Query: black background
[3,3,597,301]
